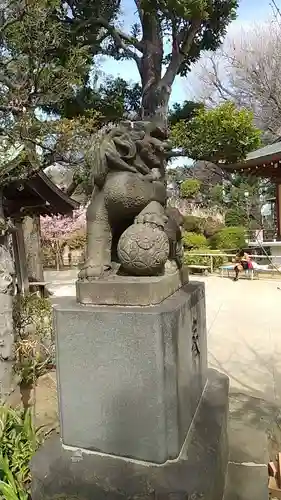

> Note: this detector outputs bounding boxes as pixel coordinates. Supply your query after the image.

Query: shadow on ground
[209,342,281,460]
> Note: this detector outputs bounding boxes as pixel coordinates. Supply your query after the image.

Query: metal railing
[186,252,281,274]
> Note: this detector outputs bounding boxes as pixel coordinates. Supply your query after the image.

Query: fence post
[210,254,213,274]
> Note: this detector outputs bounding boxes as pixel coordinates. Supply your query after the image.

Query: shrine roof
[3,170,79,218]
[223,141,281,179]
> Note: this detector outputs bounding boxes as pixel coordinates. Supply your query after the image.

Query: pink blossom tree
[40,207,86,269]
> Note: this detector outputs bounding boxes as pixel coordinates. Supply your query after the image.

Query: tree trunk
[141,83,171,125]
[139,11,171,125]
[139,14,200,125]
[22,215,44,283]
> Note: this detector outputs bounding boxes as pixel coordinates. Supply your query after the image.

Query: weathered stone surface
[31,369,229,500]
[224,464,268,500]
[117,221,170,276]
[77,121,184,280]
[0,244,16,400]
[54,282,206,463]
[76,265,189,306]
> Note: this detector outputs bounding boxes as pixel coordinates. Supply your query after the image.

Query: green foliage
[51,0,238,119]
[0,0,239,191]
[0,406,40,499]
[225,207,247,227]
[182,215,205,233]
[46,77,142,122]
[171,102,261,164]
[210,226,246,250]
[185,248,227,269]
[13,295,54,386]
[169,101,203,126]
[182,232,208,249]
[180,179,201,199]
[0,0,102,186]
[139,0,238,76]
[210,185,224,206]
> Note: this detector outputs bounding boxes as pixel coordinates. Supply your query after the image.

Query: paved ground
[202,275,281,404]
[45,269,281,404]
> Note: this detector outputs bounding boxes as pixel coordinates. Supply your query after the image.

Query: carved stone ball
[117,223,170,276]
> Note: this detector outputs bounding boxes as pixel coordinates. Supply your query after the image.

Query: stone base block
[53,282,207,464]
[76,266,189,306]
[31,369,229,500]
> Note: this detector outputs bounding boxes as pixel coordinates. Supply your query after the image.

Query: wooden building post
[12,220,29,295]
[276,183,281,240]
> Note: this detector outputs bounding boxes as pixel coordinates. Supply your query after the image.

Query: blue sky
[100,0,273,106]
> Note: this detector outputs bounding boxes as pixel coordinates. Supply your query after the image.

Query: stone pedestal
[76,266,189,306]
[31,369,229,500]
[31,282,229,499]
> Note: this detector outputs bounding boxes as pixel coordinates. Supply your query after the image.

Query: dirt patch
[8,370,59,433]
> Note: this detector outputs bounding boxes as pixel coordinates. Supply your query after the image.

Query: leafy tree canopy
[0,0,101,186]
[51,0,238,120]
[169,100,203,126]
[45,77,142,122]
[171,102,261,164]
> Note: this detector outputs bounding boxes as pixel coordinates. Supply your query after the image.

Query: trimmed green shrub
[182,215,205,233]
[184,248,227,269]
[210,226,246,250]
[13,294,54,386]
[182,231,208,249]
[225,208,247,227]
[180,179,201,199]
[210,185,224,205]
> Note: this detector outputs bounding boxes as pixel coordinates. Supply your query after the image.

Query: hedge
[182,231,208,249]
[210,226,246,250]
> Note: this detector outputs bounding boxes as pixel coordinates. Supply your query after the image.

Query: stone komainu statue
[79,121,184,279]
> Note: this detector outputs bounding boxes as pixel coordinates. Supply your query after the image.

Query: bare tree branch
[188,19,281,139]
[98,18,142,67]
[73,15,143,54]
[209,57,235,101]
[162,21,200,89]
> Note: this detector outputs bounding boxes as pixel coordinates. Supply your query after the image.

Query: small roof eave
[224,141,281,172]
[3,170,79,218]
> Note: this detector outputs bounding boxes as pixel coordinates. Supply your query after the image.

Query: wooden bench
[220,266,256,280]
[29,281,51,297]
[188,264,210,276]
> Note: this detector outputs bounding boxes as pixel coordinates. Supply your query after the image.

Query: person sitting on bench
[233,250,253,281]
